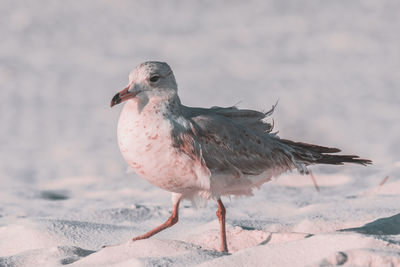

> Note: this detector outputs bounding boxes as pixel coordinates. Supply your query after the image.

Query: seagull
[110,61,371,252]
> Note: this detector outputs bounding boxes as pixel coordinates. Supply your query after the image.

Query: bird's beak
[110,85,140,107]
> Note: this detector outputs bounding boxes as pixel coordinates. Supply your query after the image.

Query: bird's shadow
[340,213,400,235]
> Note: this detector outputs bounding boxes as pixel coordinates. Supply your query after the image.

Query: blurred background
[1,0,399,191]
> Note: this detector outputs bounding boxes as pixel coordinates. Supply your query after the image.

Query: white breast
[117,100,208,194]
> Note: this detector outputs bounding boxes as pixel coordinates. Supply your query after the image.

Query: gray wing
[181,103,276,136]
[175,104,371,178]
[177,105,296,177]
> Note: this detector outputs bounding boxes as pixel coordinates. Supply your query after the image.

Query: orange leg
[216,198,228,252]
[132,196,181,241]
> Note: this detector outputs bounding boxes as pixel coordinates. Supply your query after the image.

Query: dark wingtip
[316,155,373,166]
[346,155,373,166]
[357,158,373,166]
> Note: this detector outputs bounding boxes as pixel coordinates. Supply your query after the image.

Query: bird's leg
[132,195,181,241]
[216,198,228,252]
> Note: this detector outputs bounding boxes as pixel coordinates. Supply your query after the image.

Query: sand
[1,1,399,266]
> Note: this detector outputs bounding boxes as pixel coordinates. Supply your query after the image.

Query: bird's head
[111,61,178,107]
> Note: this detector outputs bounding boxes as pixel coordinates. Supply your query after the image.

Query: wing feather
[176,106,295,177]
[174,103,370,181]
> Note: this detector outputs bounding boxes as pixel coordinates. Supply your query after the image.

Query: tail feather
[280,139,341,154]
[280,139,372,166]
[315,154,372,166]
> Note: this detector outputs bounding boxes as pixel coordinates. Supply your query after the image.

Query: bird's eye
[149,75,160,82]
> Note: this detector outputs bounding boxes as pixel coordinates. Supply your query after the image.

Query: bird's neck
[150,93,181,116]
[126,92,182,118]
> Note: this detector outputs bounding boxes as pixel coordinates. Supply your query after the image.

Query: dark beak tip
[111,93,121,108]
